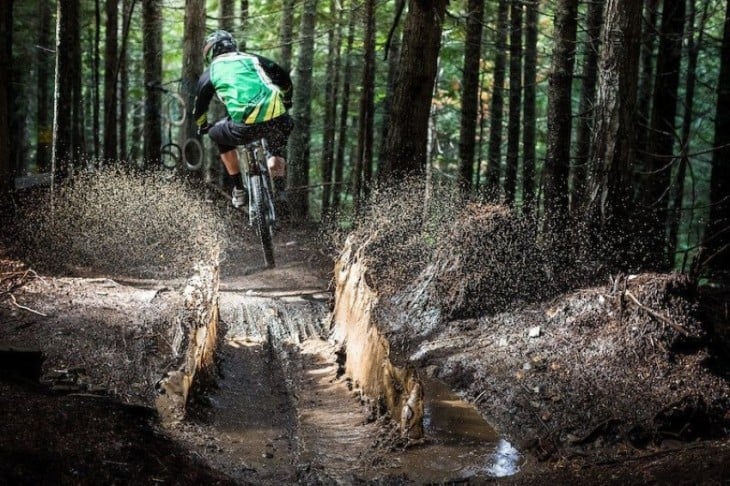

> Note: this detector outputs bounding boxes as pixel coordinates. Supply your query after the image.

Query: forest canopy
[1,0,729,281]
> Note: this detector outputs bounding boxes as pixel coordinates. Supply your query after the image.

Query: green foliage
[8,0,728,270]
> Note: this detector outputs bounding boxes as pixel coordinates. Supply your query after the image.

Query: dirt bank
[1,178,729,484]
[333,198,730,484]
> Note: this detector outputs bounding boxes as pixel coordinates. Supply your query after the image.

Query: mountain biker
[193,30,293,208]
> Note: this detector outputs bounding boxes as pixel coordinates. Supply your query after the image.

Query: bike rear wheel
[249,174,275,267]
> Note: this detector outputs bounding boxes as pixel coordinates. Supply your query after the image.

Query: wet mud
[169,258,519,484]
[3,176,728,485]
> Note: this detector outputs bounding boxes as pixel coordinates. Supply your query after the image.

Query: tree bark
[587,0,643,268]
[377,0,405,181]
[635,0,659,171]
[641,0,685,270]
[706,0,730,280]
[181,0,206,178]
[353,0,376,209]
[458,0,484,193]
[143,0,162,166]
[289,0,318,219]
[279,0,296,71]
[0,0,12,210]
[669,1,709,268]
[543,0,578,230]
[219,0,234,32]
[36,0,53,172]
[381,0,449,178]
[321,0,343,218]
[103,0,119,162]
[333,6,357,212]
[504,0,522,205]
[71,1,84,159]
[93,0,101,160]
[522,0,538,215]
[118,0,135,163]
[485,0,509,200]
[240,1,249,51]
[53,0,79,180]
[571,0,603,214]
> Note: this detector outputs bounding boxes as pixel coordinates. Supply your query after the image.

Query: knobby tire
[183,137,204,171]
[250,174,275,267]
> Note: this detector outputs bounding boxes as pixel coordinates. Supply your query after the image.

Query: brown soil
[1,185,729,485]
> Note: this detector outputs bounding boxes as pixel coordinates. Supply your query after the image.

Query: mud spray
[329,176,602,312]
[13,167,230,278]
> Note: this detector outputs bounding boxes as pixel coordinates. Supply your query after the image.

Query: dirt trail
[167,233,520,484]
[3,177,730,485]
[3,218,727,485]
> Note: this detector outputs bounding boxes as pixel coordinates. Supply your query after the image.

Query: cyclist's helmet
[203,30,237,63]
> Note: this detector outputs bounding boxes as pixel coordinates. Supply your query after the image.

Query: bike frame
[238,138,277,267]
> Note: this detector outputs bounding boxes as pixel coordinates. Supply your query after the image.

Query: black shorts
[208,114,294,157]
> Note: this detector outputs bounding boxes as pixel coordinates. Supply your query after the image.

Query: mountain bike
[238,138,277,268]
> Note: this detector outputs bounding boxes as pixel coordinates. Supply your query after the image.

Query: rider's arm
[256,55,293,109]
[192,69,216,127]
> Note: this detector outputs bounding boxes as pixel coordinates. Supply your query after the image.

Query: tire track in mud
[169,257,520,484]
[172,281,391,485]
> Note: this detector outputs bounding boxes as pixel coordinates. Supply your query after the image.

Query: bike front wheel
[249,174,275,268]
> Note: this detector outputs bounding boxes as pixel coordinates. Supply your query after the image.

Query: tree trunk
[641,0,685,270]
[571,0,603,214]
[219,0,234,32]
[53,0,79,180]
[118,0,135,163]
[321,0,343,218]
[279,0,296,71]
[504,0,522,205]
[71,1,84,159]
[181,0,206,178]
[457,0,484,193]
[0,0,11,210]
[93,0,101,160]
[354,0,376,209]
[289,0,318,220]
[240,1,249,51]
[522,0,538,215]
[130,57,143,163]
[485,0,509,200]
[143,0,162,166]
[475,74,486,192]
[333,6,357,212]
[380,0,448,178]
[377,0,405,182]
[103,0,119,162]
[635,0,659,173]
[587,0,643,268]
[543,0,578,230]
[669,1,709,269]
[36,0,53,172]
[706,0,730,281]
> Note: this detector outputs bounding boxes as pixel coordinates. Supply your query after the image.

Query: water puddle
[395,377,522,482]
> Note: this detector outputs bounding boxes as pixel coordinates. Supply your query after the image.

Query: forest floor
[1,177,729,485]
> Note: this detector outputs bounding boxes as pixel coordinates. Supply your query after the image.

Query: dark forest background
[0,0,728,283]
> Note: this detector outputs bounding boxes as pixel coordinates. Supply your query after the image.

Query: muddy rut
[167,252,519,485]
